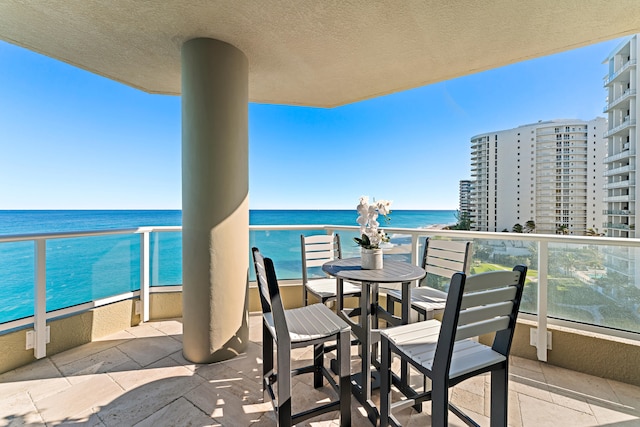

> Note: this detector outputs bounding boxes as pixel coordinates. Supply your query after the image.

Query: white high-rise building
[602,35,640,286]
[459,180,472,215]
[470,119,607,235]
[603,35,638,238]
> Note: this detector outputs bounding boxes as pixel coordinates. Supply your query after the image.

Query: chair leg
[263,322,273,395]
[380,337,391,427]
[431,376,449,426]
[313,343,324,388]
[490,366,508,427]
[386,295,396,319]
[338,329,352,426]
[277,342,293,426]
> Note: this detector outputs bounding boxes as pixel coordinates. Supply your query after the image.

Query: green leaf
[353,233,373,249]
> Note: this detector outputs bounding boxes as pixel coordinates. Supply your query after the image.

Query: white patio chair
[379,265,528,427]
[301,233,360,307]
[386,238,472,321]
[252,247,352,426]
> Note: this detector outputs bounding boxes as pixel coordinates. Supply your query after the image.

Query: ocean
[0,209,456,324]
[0,209,457,234]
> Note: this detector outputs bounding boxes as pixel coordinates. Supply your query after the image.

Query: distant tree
[527,241,538,266]
[586,227,604,236]
[512,223,523,233]
[524,220,536,233]
[557,224,569,235]
[473,245,493,263]
[451,210,472,230]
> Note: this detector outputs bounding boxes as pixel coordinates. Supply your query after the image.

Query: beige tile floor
[1,314,640,426]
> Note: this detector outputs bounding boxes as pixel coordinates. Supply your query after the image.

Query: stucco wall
[507,319,640,386]
[0,299,140,375]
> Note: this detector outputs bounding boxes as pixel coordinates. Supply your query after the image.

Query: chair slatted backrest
[422,238,472,280]
[434,265,527,373]
[301,234,342,280]
[252,247,290,346]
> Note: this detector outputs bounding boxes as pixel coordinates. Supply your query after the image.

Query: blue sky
[0,36,625,210]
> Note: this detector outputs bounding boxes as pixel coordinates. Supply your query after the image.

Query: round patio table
[322,257,426,423]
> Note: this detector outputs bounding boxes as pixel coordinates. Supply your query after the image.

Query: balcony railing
[604,165,632,176]
[604,149,634,164]
[604,194,635,202]
[604,209,632,215]
[604,180,631,190]
[603,59,637,85]
[604,118,636,138]
[603,89,637,112]
[604,222,634,230]
[2,226,640,365]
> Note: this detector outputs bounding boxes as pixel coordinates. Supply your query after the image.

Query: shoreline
[423,223,450,230]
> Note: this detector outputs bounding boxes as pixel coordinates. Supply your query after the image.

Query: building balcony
[2,224,640,379]
[604,194,635,202]
[603,59,637,85]
[604,180,631,190]
[603,89,637,112]
[604,209,632,215]
[604,118,636,138]
[604,165,633,177]
[604,222,634,230]
[1,225,640,425]
[2,225,640,425]
[604,149,634,164]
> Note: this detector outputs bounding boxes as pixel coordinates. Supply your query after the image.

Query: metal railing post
[410,234,420,266]
[34,239,47,359]
[140,231,150,322]
[537,240,549,361]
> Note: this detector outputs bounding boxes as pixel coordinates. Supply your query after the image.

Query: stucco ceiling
[1,1,640,107]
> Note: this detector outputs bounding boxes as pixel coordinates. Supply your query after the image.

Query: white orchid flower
[377,200,392,216]
[353,195,392,249]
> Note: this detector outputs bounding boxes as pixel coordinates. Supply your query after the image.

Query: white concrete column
[181,38,249,363]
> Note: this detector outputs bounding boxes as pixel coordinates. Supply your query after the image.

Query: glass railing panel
[382,232,418,265]
[547,242,640,333]
[469,238,539,315]
[339,229,365,258]
[149,231,182,286]
[46,234,140,312]
[4,225,640,340]
[249,228,391,281]
[249,228,324,281]
[0,241,35,324]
